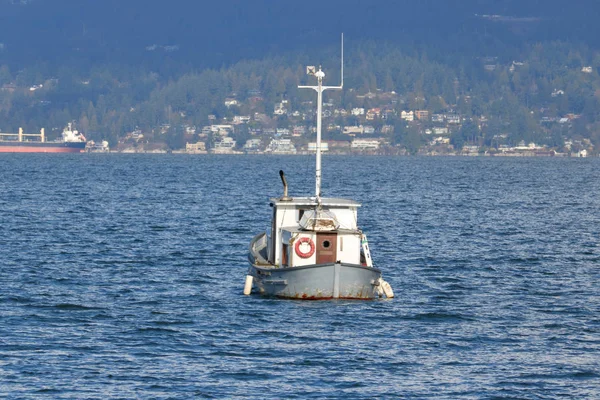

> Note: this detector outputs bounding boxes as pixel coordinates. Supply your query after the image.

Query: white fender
[381,279,394,298]
[243,275,253,295]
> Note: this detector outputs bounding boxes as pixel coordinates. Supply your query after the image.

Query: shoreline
[81,150,595,158]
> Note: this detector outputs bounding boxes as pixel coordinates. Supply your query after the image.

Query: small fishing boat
[244,36,393,300]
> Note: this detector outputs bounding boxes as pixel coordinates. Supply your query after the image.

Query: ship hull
[0,142,86,153]
[249,262,382,300]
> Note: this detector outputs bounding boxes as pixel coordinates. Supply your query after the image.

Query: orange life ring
[294,237,315,258]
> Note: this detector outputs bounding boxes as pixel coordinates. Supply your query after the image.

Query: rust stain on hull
[278,292,374,300]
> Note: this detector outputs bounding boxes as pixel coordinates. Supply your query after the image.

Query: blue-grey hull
[249,263,382,299]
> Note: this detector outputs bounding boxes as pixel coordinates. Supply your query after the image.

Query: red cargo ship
[0,124,87,153]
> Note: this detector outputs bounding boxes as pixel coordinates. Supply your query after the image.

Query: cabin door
[316,233,337,264]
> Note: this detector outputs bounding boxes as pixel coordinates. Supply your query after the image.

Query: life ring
[294,237,315,258]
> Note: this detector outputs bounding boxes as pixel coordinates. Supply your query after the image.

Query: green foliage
[392,120,421,154]
[166,125,185,150]
[0,39,599,150]
[451,119,479,149]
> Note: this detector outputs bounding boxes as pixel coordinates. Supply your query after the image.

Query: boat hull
[0,142,86,153]
[249,262,382,300]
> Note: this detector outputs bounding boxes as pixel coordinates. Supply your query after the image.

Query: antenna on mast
[298,34,344,202]
[341,33,344,88]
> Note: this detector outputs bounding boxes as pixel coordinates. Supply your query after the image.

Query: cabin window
[322,240,331,249]
[298,209,305,222]
[298,207,313,222]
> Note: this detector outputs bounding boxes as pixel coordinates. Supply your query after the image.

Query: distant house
[462,145,479,153]
[274,100,288,115]
[126,129,144,141]
[540,117,557,124]
[292,126,306,136]
[212,137,236,153]
[186,141,206,153]
[564,139,573,150]
[432,127,449,135]
[351,107,365,116]
[343,125,364,135]
[430,136,450,145]
[224,98,239,108]
[515,141,540,151]
[326,140,351,149]
[576,149,588,157]
[401,111,414,121]
[210,124,234,136]
[446,114,461,124]
[381,108,396,120]
[266,138,297,154]
[509,61,524,73]
[381,125,394,134]
[415,110,429,120]
[248,128,263,135]
[351,139,380,149]
[365,108,381,120]
[432,114,445,123]
[243,138,262,153]
[356,92,376,100]
[254,113,268,122]
[274,107,287,116]
[233,115,250,124]
[582,66,593,74]
[307,142,329,152]
[363,125,375,134]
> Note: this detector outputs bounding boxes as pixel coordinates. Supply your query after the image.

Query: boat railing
[249,232,269,265]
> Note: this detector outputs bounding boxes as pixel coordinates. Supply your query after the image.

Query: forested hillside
[0,0,599,153]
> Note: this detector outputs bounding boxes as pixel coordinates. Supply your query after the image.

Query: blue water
[1,154,599,399]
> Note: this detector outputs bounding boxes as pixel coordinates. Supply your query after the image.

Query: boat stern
[249,262,382,300]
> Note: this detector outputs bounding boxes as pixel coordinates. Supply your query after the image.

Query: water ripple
[0,155,599,398]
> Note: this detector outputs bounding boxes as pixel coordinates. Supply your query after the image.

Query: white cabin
[267,197,370,269]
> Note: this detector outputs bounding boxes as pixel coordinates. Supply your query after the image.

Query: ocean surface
[1,154,599,399]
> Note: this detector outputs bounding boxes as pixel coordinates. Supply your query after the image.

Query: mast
[298,34,344,202]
